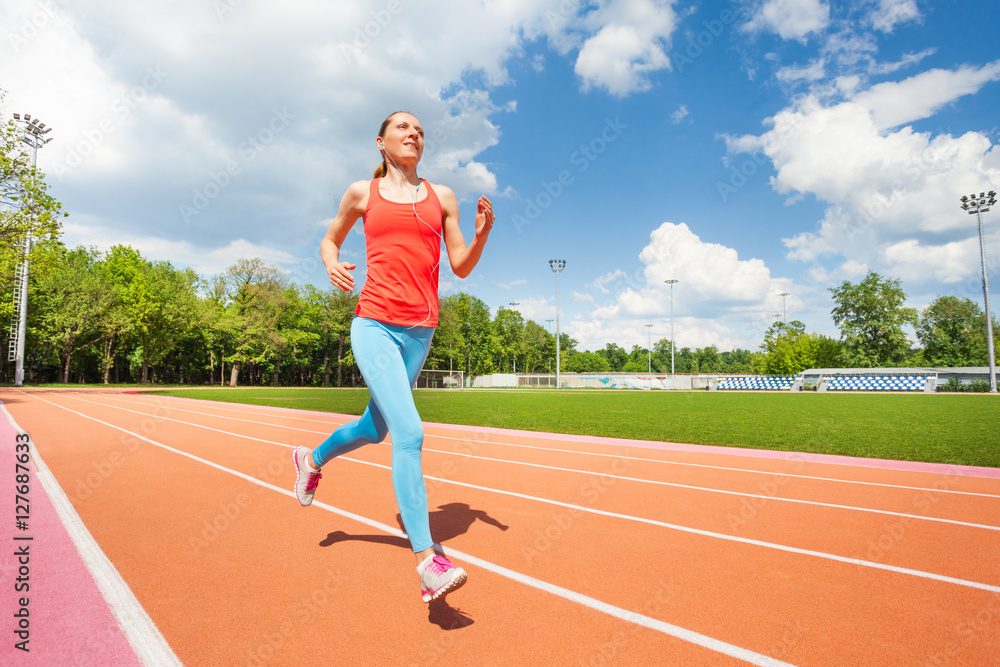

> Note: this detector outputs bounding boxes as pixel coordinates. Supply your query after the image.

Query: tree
[565,350,611,373]
[916,296,993,367]
[521,320,554,373]
[494,306,525,372]
[829,271,917,367]
[597,342,629,371]
[1,97,66,281]
[219,258,289,386]
[33,247,107,382]
[451,293,497,375]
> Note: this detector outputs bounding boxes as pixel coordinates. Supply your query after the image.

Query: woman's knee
[392,421,424,453]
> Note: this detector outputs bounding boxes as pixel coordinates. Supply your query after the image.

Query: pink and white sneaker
[292,447,322,507]
[417,554,467,602]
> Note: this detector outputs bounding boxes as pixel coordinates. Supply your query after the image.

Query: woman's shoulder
[347,178,374,195]
[424,180,456,205]
[343,179,373,207]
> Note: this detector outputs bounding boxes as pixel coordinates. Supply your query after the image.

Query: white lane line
[0,401,182,667]
[346,458,1000,595]
[26,392,793,667]
[49,393,1000,593]
[67,394,1000,532]
[114,392,1000,499]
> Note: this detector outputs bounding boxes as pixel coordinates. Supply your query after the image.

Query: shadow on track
[318,502,508,550]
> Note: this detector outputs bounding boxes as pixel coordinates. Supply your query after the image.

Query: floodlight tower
[9,114,53,387]
[960,191,998,393]
[665,279,678,380]
[645,324,653,373]
[779,292,790,324]
[549,260,565,388]
[508,302,519,373]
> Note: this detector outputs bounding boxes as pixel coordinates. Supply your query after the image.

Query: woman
[292,111,494,603]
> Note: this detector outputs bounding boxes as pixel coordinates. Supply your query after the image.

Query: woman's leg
[314,318,435,553]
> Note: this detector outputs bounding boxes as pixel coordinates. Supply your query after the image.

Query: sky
[1,0,999,355]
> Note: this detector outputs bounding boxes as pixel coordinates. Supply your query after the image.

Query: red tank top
[355,178,443,327]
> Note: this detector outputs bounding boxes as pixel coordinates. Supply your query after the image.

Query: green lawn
[151,387,1000,469]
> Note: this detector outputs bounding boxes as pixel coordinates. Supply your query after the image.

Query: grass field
[151,387,1000,469]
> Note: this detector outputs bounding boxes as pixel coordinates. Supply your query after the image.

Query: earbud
[378,140,384,149]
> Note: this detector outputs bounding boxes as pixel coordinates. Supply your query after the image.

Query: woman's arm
[321,180,369,292]
[439,185,494,279]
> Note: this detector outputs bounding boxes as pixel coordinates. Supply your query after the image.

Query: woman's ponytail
[373,110,410,180]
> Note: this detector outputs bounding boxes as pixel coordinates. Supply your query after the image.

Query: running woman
[292,111,494,603]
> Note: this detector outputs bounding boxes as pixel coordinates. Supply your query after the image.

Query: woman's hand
[328,261,356,292]
[475,196,494,238]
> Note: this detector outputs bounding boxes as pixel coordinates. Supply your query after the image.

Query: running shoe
[292,447,322,507]
[417,554,467,602]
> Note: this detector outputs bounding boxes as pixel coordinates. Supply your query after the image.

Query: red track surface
[1,387,999,666]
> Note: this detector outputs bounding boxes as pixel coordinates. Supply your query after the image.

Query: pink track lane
[0,398,140,667]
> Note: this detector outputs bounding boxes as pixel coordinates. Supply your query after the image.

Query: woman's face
[379,113,424,163]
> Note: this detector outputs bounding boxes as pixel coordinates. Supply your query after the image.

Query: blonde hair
[373,110,412,178]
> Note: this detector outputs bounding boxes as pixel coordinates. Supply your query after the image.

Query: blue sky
[2,0,999,353]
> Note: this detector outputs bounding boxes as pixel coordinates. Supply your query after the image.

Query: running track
[1,387,999,666]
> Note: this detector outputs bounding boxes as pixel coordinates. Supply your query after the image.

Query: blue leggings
[311,317,435,553]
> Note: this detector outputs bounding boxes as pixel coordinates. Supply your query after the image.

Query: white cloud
[744,0,830,41]
[777,59,826,83]
[638,222,773,303]
[852,62,1000,131]
[574,0,678,96]
[882,237,984,283]
[0,0,592,260]
[870,0,921,33]
[670,105,689,123]
[727,63,1000,286]
[61,219,300,278]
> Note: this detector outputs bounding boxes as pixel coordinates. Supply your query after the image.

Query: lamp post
[778,292,790,325]
[509,302,519,374]
[960,191,998,393]
[645,324,652,373]
[9,114,53,387]
[549,260,565,389]
[664,279,678,381]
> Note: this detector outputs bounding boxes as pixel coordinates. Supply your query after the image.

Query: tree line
[0,241,996,386]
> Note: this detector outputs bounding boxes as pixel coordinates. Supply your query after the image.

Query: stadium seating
[824,375,927,392]
[716,376,794,390]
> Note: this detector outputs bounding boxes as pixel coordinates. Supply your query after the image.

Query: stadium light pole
[961,191,998,393]
[779,292,790,325]
[646,324,652,373]
[549,260,566,389]
[9,113,53,387]
[508,302,519,373]
[665,279,678,381]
